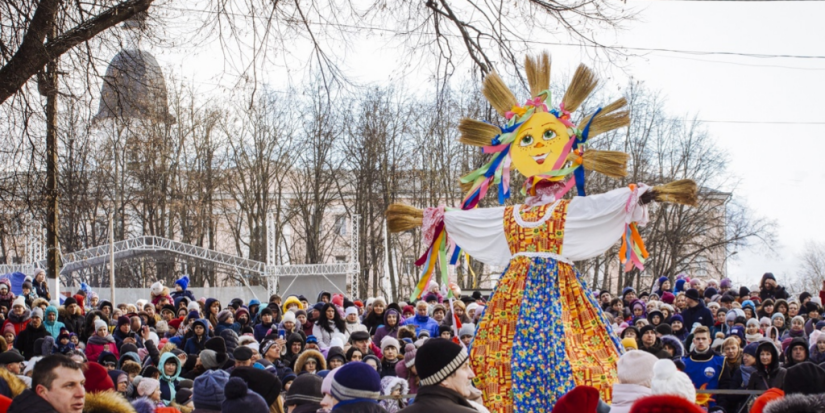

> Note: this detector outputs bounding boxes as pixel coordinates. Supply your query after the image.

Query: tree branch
[0,0,154,104]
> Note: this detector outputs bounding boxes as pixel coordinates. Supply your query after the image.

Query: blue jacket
[215,321,240,336]
[681,301,714,331]
[43,306,65,338]
[682,351,728,393]
[254,322,275,342]
[402,314,440,338]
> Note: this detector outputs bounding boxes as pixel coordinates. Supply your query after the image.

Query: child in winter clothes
[379,376,409,413]
[56,331,76,354]
[20,282,37,308]
[43,305,65,338]
[380,336,400,378]
[0,279,15,313]
[149,281,173,308]
[158,352,182,406]
[86,319,120,362]
[170,275,196,305]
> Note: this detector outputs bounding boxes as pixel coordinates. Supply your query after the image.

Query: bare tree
[793,241,825,294]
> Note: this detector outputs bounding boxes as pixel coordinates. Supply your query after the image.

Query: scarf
[88,334,115,345]
[0,290,13,302]
[8,310,31,324]
[746,333,763,343]
[740,365,756,387]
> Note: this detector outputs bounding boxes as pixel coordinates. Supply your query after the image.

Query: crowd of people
[0,269,821,413]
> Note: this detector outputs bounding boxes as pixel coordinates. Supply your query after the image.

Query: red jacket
[85,339,119,363]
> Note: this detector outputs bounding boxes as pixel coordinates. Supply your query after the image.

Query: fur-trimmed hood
[84,390,137,413]
[0,367,26,397]
[295,349,326,373]
[380,375,409,396]
[764,393,825,413]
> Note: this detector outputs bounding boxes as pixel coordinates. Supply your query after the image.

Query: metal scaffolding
[0,216,361,298]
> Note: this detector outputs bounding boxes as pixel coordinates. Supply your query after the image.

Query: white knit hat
[11,296,25,309]
[650,359,696,402]
[137,377,160,397]
[466,303,479,314]
[617,350,659,388]
[188,301,201,312]
[282,311,296,324]
[150,281,164,296]
[345,307,358,317]
[459,323,475,338]
[381,336,400,353]
[94,319,107,331]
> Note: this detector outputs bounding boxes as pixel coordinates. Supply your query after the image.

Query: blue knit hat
[330,362,381,401]
[674,279,687,293]
[622,287,635,298]
[222,377,268,413]
[728,326,745,343]
[657,276,668,287]
[743,342,759,358]
[175,275,190,291]
[193,370,230,410]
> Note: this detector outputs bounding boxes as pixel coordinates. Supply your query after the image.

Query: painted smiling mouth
[532,153,549,164]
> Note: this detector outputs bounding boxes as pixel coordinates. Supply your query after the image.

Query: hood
[756,341,780,372]
[84,388,135,413]
[326,346,346,363]
[204,298,220,314]
[742,300,757,315]
[160,351,182,380]
[192,318,211,337]
[98,301,113,312]
[118,352,141,369]
[316,291,331,303]
[659,335,685,358]
[0,278,10,290]
[295,349,326,373]
[44,305,59,323]
[763,393,825,413]
[785,337,810,367]
[630,299,647,317]
[282,296,303,314]
[286,332,305,353]
[383,309,400,327]
[380,375,409,396]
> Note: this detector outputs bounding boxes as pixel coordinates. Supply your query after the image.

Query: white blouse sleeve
[562,186,649,261]
[443,207,511,267]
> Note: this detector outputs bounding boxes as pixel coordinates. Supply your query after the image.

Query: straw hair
[651,179,698,206]
[386,204,424,233]
[577,97,630,138]
[458,118,500,147]
[460,180,474,194]
[524,52,551,98]
[562,64,598,113]
[568,150,629,179]
[482,72,518,117]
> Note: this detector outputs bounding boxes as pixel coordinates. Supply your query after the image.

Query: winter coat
[373,309,401,347]
[14,322,49,360]
[719,364,755,413]
[220,329,239,359]
[639,339,672,359]
[331,401,388,413]
[381,359,399,378]
[171,289,196,303]
[184,319,211,354]
[363,310,386,336]
[58,307,84,335]
[253,320,275,342]
[680,300,714,331]
[214,321,240,336]
[282,332,305,370]
[401,315,440,339]
[33,279,50,301]
[748,341,787,390]
[379,376,410,413]
[397,385,479,413]
[2,310,31,337]
[610,383,651,413]
[7,389,58,413]
[42,306,65,338]
[784,337,810,368]
[312,321,345,349]
[159,352,182,405]
[83,389,136,413]
[0,364,26,399]
[85,335,120,363]
[759,285,789,302]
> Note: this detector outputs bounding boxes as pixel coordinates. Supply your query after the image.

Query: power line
[152,5,825,61]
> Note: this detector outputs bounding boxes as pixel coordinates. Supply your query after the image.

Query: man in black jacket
[8,355,85,413]
[638,325,671,359]
[57,297,84,335]
[15,309,49,360]
[399,338,479,413]
[681,288,714,330]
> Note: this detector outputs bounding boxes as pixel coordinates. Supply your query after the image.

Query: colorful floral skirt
[470,256,624,413]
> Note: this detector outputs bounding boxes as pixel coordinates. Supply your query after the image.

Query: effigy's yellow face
[510,112,570,178]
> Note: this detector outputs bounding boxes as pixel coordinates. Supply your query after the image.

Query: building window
[334,216,347,236]
[335,255,347,263]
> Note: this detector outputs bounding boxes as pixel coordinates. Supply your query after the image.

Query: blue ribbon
[449,246,462,265]
[571,107,603,196]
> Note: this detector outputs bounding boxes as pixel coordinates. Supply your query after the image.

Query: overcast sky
[143,0,825,287]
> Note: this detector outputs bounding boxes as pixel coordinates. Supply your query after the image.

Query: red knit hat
[750,388,784,413]
[552,386,600,413]
[168,318,183,330]
[83,362,115,393]
[630,395,703,413]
